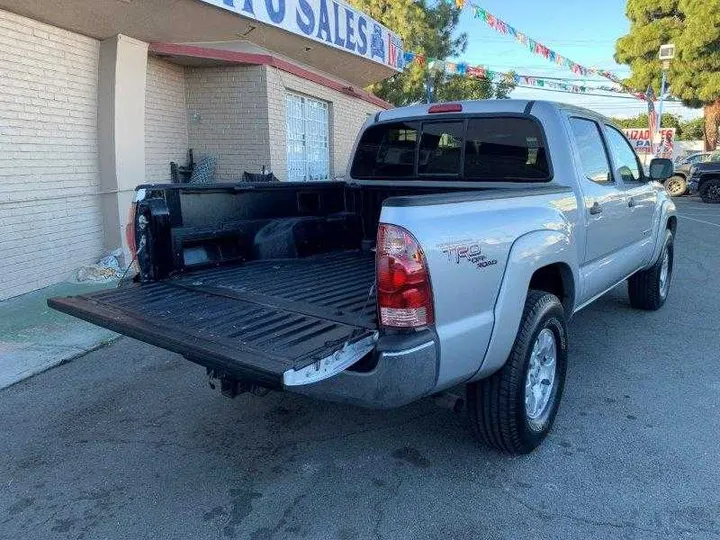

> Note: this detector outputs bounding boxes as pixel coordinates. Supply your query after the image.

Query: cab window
[569,118,612,184]
[605,125,642,183]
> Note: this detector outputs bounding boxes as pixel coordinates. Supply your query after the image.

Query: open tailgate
[48,253,377,388]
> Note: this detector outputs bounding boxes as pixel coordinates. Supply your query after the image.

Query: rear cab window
[350,116,551,182]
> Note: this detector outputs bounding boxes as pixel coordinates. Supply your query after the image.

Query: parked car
[689,160,720,203]
[49,100,677,454]
[665,152,718,197]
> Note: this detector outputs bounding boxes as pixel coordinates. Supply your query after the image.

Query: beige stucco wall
[145,57,189,183]
[0,9,103,300]
[185,64,272,181]
[265,66,381,181]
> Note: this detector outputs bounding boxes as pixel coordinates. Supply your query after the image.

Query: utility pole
[656,43,675,156]
[425,68,433,103]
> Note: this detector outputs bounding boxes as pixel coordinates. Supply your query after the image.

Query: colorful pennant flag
[469,3,644,100]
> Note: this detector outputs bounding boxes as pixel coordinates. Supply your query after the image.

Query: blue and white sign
[200,0,404,71]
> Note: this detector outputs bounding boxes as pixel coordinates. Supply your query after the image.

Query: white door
[285,93,330,181]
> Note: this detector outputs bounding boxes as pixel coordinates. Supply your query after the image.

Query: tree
[614,0,720,150]
[348,0,513,105]
[608,113,704,140]
[608,113,681,130]
[680,117,706,140]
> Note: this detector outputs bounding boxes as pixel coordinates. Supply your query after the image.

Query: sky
[449,0,703,120]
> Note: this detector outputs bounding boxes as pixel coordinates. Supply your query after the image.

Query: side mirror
[649,158,673,181]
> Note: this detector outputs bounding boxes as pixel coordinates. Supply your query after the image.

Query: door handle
[628,197,636,208]
[589,202,603,215]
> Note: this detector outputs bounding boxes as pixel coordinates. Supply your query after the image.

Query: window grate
[286,93,329,181]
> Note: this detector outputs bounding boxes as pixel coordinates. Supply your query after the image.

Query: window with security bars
[285,93,330,181]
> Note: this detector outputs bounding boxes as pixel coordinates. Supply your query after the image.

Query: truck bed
[49,251,376,387]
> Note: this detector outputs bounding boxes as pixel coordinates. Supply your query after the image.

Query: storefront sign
[201,0,404,71]
[623,128,675,159]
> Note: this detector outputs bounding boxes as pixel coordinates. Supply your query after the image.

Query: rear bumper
[291,330,439,409]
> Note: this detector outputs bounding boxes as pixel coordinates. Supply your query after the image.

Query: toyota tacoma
[50,100,677,454]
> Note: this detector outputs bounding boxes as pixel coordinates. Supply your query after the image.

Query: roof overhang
[150,42,392,109]
[0,0,404,88]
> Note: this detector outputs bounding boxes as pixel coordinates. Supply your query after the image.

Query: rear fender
[468,229,578,381]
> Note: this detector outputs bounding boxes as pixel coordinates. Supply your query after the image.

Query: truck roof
[376,99,610,124]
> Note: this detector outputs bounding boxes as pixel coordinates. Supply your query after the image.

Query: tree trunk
[704,99,720,151]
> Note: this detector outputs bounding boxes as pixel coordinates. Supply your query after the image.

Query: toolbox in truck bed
[49,251,377,387]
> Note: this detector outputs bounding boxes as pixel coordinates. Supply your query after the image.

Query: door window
[569,118,612,184]
[605,125,642,183]
[286,93,330,181]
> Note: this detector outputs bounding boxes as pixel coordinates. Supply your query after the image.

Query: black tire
[628,230,673,310]
[664,175,687,197]
[466,290,568,454]
[699,178,720,203]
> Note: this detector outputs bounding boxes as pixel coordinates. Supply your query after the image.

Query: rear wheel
[628,230,673,310]
[466,290,567,454]
[664,175,687,197]
[699,178,720,203]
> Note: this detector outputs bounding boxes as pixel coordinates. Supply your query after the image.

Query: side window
[569,118,612,184]
[605,125,642,183]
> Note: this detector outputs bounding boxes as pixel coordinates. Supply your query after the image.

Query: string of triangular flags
[401,52,644,97]
[465,3,647,100]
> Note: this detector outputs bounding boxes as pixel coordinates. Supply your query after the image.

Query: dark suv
[666,152,716,197]
[689,160,720,203]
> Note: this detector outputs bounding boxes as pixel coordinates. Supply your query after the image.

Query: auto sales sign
[623,128,676,159]
[200,0,404,70]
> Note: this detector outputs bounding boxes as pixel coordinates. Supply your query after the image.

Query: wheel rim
[659,248,670,298]
[709,184,720,202]
[666,178,684,196]
[524,328,557,421]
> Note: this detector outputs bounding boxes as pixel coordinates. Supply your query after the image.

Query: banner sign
[623,128,675,158]
[201,0,404,70]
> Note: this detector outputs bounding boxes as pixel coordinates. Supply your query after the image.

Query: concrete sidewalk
[0,282,119,389]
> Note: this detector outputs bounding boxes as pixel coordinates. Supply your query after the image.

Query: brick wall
[185,65,271,181]
[145,57,189,183]
[0,9,102,300]
[265,66,381,181]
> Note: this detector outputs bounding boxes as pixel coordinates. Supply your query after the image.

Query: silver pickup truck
[50,100,677,454]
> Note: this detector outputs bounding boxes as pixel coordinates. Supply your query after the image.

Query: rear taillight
[376,224,434,328]
[125,202,137,261]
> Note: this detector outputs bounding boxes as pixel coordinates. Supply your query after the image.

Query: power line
[511,84,651,100]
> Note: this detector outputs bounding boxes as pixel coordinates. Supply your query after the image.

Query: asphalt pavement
[1,196,719,540]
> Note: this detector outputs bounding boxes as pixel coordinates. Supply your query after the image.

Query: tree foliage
[348,0,513,105]
[679,116,706,140]
[608,113,704,140]
[614,0,720,148]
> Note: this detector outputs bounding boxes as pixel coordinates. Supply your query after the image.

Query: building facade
[0,0,401,300]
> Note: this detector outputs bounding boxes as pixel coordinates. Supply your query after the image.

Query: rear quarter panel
[380,189,580,390]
